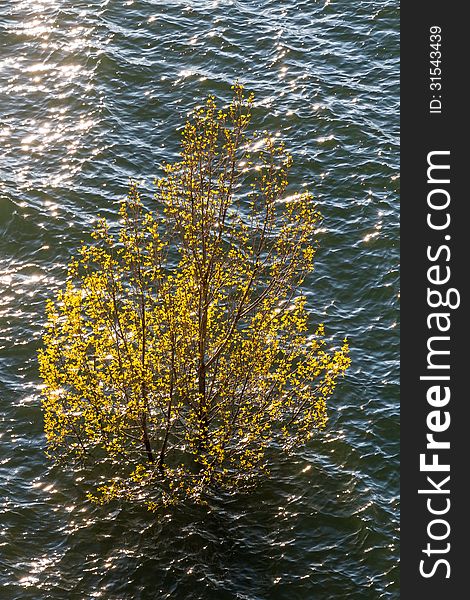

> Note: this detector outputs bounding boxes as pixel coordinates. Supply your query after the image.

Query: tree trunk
[142,412,154,463]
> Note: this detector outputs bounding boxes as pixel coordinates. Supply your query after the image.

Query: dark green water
[0,1,399,598]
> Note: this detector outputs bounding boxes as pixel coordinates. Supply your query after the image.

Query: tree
[38,85,350,511]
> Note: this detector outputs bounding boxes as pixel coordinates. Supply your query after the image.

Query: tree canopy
[39,85,350,511]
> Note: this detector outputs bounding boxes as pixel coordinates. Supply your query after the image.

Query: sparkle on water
[1,1,399,598]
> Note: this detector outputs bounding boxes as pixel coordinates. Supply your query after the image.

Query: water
[0,1,399,598]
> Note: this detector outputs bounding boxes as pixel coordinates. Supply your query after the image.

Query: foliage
[38,85,350,511]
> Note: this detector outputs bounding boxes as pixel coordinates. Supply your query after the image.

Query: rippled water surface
[0,1,399,598]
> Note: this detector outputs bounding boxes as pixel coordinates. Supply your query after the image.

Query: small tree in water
[39,85,350,511]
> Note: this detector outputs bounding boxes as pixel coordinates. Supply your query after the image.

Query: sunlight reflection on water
[1,0,399,598]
